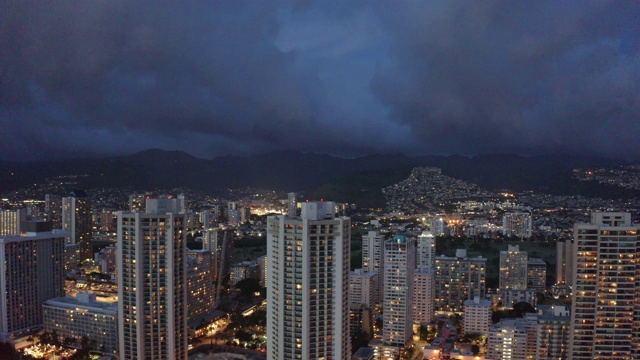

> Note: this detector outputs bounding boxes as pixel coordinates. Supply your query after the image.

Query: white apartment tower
[499,245,528,292]
[502,212,532,238]
[117,210,188,360]
[266,201,351,360]
[362,230,384,304]
[569,212,640,359]
[412,266,435,325]
[383,234,415,348]
[417,231,436,268]
[463,296,492,337]
[350,269,377,308]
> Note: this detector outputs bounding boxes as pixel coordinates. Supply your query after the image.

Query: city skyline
[2,1,639,162]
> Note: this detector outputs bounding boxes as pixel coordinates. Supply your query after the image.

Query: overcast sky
[1,1,639,161]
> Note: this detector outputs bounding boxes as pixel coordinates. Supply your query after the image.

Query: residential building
[45,194,62,229]
[0,208,26,236]
[187,249,213,321]
[62,190,92,260]
[0,222,66,340]
[499,245,528,292]
[569,212,640,359]
[350,269,377,308]
[382,234,415,349]
[266,201,351,360]
[486,318,527,360]
[463,296,492,337]
[362,230,384,304]
[526,258,547,293]
[257,255,268,288]
[502,212,532,238]
[117,210,187,359]
[417,231,436,268]
[555,239,574,294]
[434,250,486,313]
[230,261,259,286]
[412,266,435,325]
[536,304,570,360]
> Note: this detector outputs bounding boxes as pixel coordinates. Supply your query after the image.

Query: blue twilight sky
[1,0,639,161]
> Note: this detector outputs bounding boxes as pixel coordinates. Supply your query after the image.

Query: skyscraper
[417,231,436,268]
[434,250,486,313]
[117,210,187,359]
[62,190,93,260]
[362,230,384,305]
[0,221,66,340]
[266,201,351,360]
[499,245,528,292]
[0,208,26,236]
[569,212,640,359]
[502,212,532,238]
[382,234,415,349]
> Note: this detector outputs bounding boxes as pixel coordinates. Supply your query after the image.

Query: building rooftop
[44,294,117,315]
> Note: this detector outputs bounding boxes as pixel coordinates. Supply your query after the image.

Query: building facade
[266,201,351,360]
[412,266,435,325]
[117,211,187,360]
[0,223,66,340]
[499,245,528,292]
[526,258,547,293]
[43,292,118,353]
[463,296,492,337]
[62,191,93,260]
[362,230,384,305]
[382,234,415,348]
[502,212,532,238]
[187,249,213,321]
[569,212,640,359]
[434,250,486,313]
[349,269,377,308]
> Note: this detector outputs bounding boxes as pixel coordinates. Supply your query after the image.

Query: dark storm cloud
[1,1,639,161]
[370,1,640,159]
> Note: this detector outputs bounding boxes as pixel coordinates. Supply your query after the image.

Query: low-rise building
[43,292,118,353]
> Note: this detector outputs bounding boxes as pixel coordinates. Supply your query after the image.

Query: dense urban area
[1,162,640,360]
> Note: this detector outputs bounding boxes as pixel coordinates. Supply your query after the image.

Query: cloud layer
[1,1,639,161]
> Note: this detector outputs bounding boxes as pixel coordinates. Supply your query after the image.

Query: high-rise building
[257,255,268,288]
[526,258,547,293]
[362,230,384,304]
[128,193,148,212]
[412,266,435,325]
[555,239,574,289]
[430,217,445,236]
[486,318,528,360]
[266,201,351,360]
[536,304,570,360]
[229,261,259,286]
[145,195,184,214]
[0,222,66,340]
[62,190,93,260]
[287,192,297,218]
[569,212,640,359]
[417,231,436,268]
[0,208,26,236]
[349,269,377,308]
[434,250,486,313]
[463,296,492,337]
[45,194,62,229]
[499,245,528,292]
[502,212,532,238]
[187,249,213,322]
[382,234,415,349]
[117,210,187,359]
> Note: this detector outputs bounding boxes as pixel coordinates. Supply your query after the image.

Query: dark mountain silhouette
[0,150,633,206]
